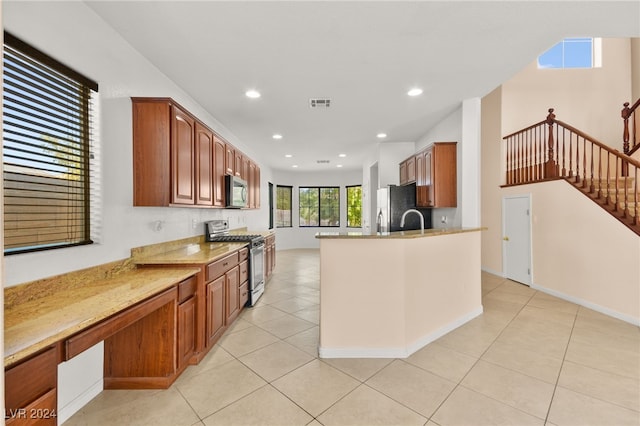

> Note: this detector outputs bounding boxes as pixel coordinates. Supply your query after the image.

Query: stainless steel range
[205,220,265,306]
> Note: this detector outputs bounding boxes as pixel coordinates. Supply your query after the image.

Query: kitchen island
[316,227,484,358]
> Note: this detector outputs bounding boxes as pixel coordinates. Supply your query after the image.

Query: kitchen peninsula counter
[316,227,484,358]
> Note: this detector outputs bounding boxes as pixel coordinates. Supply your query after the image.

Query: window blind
[3,32,98,254]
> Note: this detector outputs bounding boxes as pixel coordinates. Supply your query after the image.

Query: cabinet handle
[223,262,228,267]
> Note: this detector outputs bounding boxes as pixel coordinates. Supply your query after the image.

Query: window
[276,185,292,227]
[299,187,340,227]
[538,37,601,69]
[346,185,362,228]
[3,33,98,254]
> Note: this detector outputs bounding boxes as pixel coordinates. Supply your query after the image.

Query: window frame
[3,32,98,255]
[298,186,340,228]
[537,37,601,69]
[275,185,293,228]
[346,184,362,228]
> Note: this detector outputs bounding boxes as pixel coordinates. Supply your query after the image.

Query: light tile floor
[65,249,640,426]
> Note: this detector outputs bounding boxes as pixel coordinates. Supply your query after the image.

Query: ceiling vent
[316,160,331,164]
[310,98,331,108]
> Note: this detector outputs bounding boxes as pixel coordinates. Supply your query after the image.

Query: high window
[299,187,340,227]
[346,185,362,228]
[3,33,98,254]
[538,37,601,69]
[276,185,292,227]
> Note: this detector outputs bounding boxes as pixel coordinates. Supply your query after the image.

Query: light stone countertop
[315,227,485,239]
[5,267,199,367]
[133,241,249,265]
[5,230,274,368]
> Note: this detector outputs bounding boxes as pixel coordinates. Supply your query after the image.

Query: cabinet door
[406,156,416,183]
[248,161,257,209]
[206,276,226,347]
[235,151,243,177]
[225,143,235,175]
[195,122,213,206]
[241,155,250,182]
[255,165,261,208]
[213,136,226,207]
[225,266,240,324]
[416,153,425,206]
[178,297,196,369]
[399,161,407,185]
[171,106,195,205]
[424,149,434,207]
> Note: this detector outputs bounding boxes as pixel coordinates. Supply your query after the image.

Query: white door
[503,195,532,285]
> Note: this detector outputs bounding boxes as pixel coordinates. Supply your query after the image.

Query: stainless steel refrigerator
[376,183,432,232]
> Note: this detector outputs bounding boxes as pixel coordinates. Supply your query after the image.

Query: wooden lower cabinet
[104,287,178,389]
[5,346,58,425]
[265,234,276,281]
[206,275,226,347]
[225,266,240,324]
[178,296,196,371]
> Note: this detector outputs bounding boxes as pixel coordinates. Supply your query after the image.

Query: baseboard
[405,305,484,355]
[481,266,505,278]
[530,283,640,326]
[57,379,103,425]
[318,305,484,359]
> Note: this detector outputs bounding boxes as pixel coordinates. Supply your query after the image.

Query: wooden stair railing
[622,98,640,156]
[503,108,640,236]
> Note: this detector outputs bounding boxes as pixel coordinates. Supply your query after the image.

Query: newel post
[622,102,630,154]
[545,108,558,178]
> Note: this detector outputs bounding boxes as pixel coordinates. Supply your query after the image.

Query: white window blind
[3,32,99,254]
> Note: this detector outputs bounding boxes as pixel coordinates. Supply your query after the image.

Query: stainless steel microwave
[225,175,248,208]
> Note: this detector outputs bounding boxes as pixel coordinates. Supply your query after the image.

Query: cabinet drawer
[5,346,57,423]
[239,247,249,262]
[239,260,248,284]
[178,275,197,303]
[5,387,57,425]
[206,252,239,281]
[239,282,249,308]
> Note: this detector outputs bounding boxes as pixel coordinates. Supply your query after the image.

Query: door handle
[503,236,509,241]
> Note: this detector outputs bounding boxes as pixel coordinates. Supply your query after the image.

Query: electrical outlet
[441,216,448,224]
[192,219,198,229]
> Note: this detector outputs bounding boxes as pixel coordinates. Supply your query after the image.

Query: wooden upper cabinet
[171,105,196,205]
[195,122,213,206]
[399,156,416,185]
[132,97,260,209]
[234,151,243,178]
[213,136,226,207]
[248,161,257,209]
[415,142,457,208]
[225,143,235,175]
[132,99,172,206]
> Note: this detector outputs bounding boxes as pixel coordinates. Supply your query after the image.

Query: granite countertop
[5,266,199,367]
[133,242,248,265]
[315,227,485,239]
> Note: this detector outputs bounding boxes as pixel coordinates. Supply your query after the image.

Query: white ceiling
[86,1,640,172]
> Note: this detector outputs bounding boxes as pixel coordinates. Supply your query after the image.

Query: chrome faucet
[400,209,425,232]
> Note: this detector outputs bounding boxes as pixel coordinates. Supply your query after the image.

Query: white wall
[502,181,640,324]
[271,169,362,250]
[3,1,272,287]
[416,106,464,228]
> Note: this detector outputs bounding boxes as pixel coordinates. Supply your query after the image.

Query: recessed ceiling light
[407,88,423,97]
[245,89,261,99]
[338,153,347,158]
[292,165,298,168]
[272,134,283,140]
[337,164,343,168]
[377,133,387,139]
[285,154,293,158]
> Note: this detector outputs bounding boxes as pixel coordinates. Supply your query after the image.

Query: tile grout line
[427,283,542,423]
[541,304,579,425]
